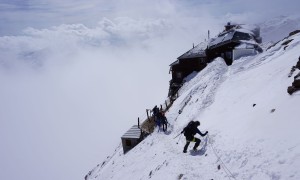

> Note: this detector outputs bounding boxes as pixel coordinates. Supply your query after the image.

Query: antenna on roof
[208,30,210,40]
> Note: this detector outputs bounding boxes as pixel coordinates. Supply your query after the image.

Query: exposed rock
[287,86,295,95]
[292,78,300,88]
[296,58,300,69]
[288,85,300,95]
[295,72,300,80]
[288,66,296,77]
[289,30,300,36]
[282,39,293,46]
[287,58,300,95]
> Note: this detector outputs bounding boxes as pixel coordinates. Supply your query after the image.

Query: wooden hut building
[168,23,263,97]
[168,42,207,97]
[206,22,263,65]
[121,125,143,154]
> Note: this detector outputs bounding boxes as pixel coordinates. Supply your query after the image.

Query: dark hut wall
[171,57,206,83]
[206,41,240,65]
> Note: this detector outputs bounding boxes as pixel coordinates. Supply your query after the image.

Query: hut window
[125,139,132,146]
[176,72,182,79]
[221,53,225,58]
[225,51,232,59]
[233,32,251,41]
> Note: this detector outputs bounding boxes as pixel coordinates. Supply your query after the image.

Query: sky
[1,0,300,36]
[0,0,300,180]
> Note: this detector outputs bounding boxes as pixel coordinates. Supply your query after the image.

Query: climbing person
[152,105,160,128]
[155,113,162,132]
[181,120,208,153]
[152,105,159,118]
[158,111,168,132]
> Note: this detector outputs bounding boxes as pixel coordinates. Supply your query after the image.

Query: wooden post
[138,117,143,139]
[146,109,149,121]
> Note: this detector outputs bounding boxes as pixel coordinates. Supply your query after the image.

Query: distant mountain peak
[259,15,300,43]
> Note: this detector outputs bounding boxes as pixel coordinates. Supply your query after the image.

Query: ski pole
[176,133,182,144]
[173,132,182,139]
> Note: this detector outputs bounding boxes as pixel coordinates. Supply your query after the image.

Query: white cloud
[0,16,186,180]
[0,0,300,180]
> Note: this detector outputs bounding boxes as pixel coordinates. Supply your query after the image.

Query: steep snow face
[86,58,229,180]
[87,33,300,180]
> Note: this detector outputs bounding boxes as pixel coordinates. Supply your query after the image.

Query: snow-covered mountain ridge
[86,29,300,179]
[259,15,300,43]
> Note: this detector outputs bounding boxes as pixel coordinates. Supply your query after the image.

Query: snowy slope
[86,31,300,179]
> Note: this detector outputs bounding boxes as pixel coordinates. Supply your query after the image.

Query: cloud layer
[0,16,202,180]
[1,0,300,180]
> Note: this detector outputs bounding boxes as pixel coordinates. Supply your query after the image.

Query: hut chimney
[225,22,231,31]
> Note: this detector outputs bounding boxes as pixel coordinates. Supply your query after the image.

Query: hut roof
[169,60,179,66]
[177,42,207,60]
[121,125,141,139]
[208,30,236,49]
[208,25,260,50]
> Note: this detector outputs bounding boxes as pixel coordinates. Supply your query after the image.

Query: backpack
[183,121,195,137]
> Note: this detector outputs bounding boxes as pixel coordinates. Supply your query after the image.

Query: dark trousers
[162,123,167,132]
[183,137,200,152]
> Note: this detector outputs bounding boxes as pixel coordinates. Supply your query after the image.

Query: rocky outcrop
[292,73,300,87]
[288,57,300,95]
[289,30,300,36]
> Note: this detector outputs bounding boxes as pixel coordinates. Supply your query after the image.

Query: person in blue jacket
[157,111,168,132]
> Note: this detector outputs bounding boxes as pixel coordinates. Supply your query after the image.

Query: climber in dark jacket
[152,105,159,117]
[181,120,208,153]
[158,111,168,132]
